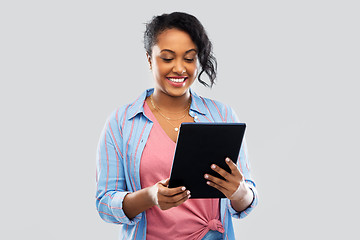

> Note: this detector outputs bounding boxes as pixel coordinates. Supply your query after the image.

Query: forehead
[154,28,197,53]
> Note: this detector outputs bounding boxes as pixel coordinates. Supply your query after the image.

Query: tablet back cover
[168,123,246,198]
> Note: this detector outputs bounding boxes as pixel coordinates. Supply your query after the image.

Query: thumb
[160,178,170,186]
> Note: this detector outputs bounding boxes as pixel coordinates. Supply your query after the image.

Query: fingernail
[188,195,191,198]
[181,187,186,191]
[211,164,216,169]
[206,181,210,185]
[226,157,230,162]
[187,190,191,195]
[204,174,208,179]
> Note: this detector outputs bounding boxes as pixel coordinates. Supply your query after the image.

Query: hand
[204,157,249,201]
[149,178,191,210]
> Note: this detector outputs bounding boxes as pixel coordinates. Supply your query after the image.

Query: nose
[172,60,186,75]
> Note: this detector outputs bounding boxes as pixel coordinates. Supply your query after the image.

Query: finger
[173,190,191,203]
[210,164,232,181]
[206,180,229,196]
[204,173,229,190]
[173,191,191,206]
[158,184,187,197]
[159,178,170,186]
[159,192,190,210]
[159,190,190,204]
[225,157,242,178]
[158,191,191,210]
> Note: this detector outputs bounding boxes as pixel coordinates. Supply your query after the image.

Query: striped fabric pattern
[96,88,258,240]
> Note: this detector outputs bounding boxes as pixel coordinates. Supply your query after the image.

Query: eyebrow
[160,49,198,54]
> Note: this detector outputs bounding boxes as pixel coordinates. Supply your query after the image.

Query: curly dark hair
[144,12,217,88]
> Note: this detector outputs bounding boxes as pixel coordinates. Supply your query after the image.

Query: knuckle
[180,192,189,201]
[175,194,184,202]
[214,179,224,187]
[214,176,223,184]
[216,168,224,175]
[182,192,187,198]
[211,178,219,184]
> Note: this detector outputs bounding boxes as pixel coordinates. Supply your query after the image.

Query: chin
[166,85,192,97]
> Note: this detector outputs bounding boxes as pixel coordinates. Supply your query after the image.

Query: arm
[204,157,254,212]
[204,105,258,217]
[96,111,190,223]
[95,114,135,224]
[229,139,259,217]
[228,105,258,216]
[123,178,190,219]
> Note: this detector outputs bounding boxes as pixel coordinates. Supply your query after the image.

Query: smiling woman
[95,12,258,240]
[147,28,198,101]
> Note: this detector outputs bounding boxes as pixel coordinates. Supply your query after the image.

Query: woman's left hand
[204,157,249,201]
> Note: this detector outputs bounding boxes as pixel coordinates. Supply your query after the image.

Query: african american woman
[96,12,258,240]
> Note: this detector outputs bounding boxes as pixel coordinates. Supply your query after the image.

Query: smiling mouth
[167,77,188,83]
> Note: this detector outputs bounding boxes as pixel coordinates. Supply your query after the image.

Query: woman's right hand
[149,178,191,210]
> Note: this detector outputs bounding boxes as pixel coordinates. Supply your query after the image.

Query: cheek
[188,64,198,77]
[154,62,172,76]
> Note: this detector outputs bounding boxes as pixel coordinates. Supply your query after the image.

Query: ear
[146,52,152,70]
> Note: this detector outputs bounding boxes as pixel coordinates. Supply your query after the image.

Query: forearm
[230,184,254,212]
[123,186,156,219]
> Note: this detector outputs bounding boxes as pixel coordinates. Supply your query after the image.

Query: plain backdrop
[1,1,359,239]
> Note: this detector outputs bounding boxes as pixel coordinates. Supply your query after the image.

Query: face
[147,28,199,98]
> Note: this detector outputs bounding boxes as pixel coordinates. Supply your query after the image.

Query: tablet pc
[168,122,246,198]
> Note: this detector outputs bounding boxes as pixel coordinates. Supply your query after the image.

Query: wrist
[230,182,249,201]
[147,184,159,207]
[230,184,254,212]
[239,184,253,202]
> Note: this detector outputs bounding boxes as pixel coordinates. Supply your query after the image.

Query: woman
[96,12,258,240]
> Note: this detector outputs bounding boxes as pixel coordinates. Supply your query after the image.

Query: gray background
[1,0,359,239]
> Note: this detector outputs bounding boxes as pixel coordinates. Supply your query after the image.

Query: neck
[152,89,191,113]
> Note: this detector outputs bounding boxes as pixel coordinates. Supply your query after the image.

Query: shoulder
[107,104,130,125]
[107,89,149,126]
[200,96,228,112]
[195,94,236,123]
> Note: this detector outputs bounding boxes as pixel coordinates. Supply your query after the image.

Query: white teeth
[168,78,185,83]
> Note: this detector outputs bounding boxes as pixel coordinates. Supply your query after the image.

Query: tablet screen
[168,123,246,198]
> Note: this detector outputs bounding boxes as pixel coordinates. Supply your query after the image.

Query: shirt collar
[127,88,207,120]
[189,88,207,115]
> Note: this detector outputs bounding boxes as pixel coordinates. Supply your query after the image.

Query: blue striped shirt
[96,88,258,239]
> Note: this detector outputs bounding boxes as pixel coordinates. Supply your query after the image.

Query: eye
[184,58,194,62]
[161,57,173,62]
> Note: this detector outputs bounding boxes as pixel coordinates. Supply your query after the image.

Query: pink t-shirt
[140,101,224,240]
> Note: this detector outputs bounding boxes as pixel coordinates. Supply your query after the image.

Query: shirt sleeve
[225,106,259,219]
[95,110,143,225]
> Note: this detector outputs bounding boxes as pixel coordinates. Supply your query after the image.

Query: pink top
[140,101,224,240]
